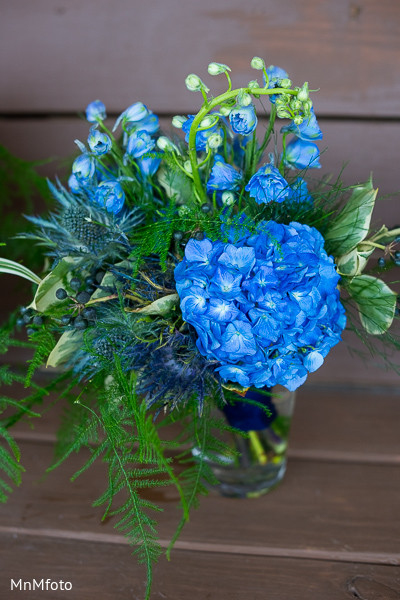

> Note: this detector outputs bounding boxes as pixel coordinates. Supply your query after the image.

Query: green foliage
[345,275,397,335]
[25,328,57,386]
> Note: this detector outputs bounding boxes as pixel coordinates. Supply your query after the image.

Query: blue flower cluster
[68,100,161,214]
[174,222,346,391]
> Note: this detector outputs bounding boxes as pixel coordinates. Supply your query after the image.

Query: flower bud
[277,108,291,119]
[207,133,223,149]
[237,92,252,107]
[290,99,302,111]
[157,136,178,152]
[85,100,106,123]
[219,105,231,116]
[221,191,235,206]
[251,56,265,70]
[208,62,231,76]
[172,115,186,129]
[248,80,259,90]
[185,74,205,92]
[293,115,304,125]
[297,82,309,102]
[302,99,313,114]
[280,78,292,89]
[200,115,218,129]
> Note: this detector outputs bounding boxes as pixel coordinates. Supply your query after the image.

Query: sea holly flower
[175,221,345,391]
[126,130,155,159]
[86,100,106,123]
[281,108,323,141]
[245,164,291,204]
[87,127,112,156]
[94,180,125,214]
[207,154,242,194]
[72,153,96,182]
[229,105,257,136]
[284,138,321,169]
[113,102,149,132]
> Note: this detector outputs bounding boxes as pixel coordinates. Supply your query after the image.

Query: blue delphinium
[245,164,291,204]
[72,153,96,183]
[265,65,289,103]
[289,177,313,205]
[87,127,112,156]
[175,221,346,392]
[86,100,107,123]
[94,181,125,214]
[281,108,323,141]
[182,115,221,151]
[207,154,242,194]
[113,102,149,132]
[229,105,257,136]
[137,154,162,177]
[125,130,155,159]
[285,138,321,170]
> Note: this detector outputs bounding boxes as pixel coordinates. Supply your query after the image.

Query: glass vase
[194,386,296,498]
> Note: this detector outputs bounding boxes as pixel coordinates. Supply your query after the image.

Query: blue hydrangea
[229,105,257,136]
[281,108,323,141]
[207,154,242,194]
[285,138,321,169]
[94,181,125,214]
[174,221,345,392]
[182,115,221,151]
[86,100,107,123]
[245,164,291,204]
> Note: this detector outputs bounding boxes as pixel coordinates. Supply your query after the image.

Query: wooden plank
[2,1,400,117]
[7,384,400,459]
[1,440,399,556]
[0,533,399,600]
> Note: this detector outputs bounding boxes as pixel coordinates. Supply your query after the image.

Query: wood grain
[0,534,399,600]
[0,439,399,556]
[2,1,400,117]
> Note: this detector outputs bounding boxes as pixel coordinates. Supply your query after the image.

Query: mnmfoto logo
[11,579,72,591]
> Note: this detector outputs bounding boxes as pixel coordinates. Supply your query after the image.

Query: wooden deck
[0,381,399,599]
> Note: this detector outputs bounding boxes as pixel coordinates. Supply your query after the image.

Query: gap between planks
[0,525,398,567]
[10,430,400,466]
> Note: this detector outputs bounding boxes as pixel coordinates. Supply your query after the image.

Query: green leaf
[157,165,193,203]
[336,246,374,276]
[347,275,397,335]
[30,256,82,312]
[325,179,377,256]
[132,293,179,316]
[46,330,84,368]
[372,225,400,246]
[0,257,42,285]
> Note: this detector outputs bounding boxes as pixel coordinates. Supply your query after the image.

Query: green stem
[188,87,299,203]
[255,104,277,165]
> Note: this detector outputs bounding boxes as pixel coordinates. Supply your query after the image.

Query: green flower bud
[157,136,178,152]
[293,115,304,125]
[219,105,232,116]
[248,80,259,90]
[280,78,292,89]
[185,74,209,93]
[277,108,291,119]
[208,62,231,76]
[172,115,186,129]
[207,133,223,149]
[221,191,235,206]
[200,115,218,129]
[297,82,309,102]
[236,90,252,107]
[290,99,302,111]
[251,56,265,70]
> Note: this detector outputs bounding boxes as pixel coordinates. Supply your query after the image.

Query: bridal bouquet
[1,57,399,598]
